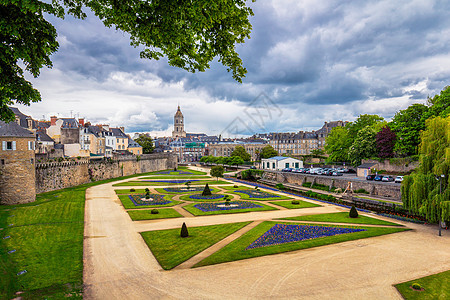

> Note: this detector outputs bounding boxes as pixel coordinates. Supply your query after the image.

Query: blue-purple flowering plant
[194,201,262,212]
[128,194,171,206]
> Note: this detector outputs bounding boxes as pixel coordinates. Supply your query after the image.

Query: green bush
[180,222,189,238]
[291,200,300,205]
[145,188,150,192]
[151,209,159,214]
[411,283,422,290]
[354,188,369,194]
[302,182,312,188]
[130,188,135,192]
[275,183,285,190]
[349,206,359,218]
[233,185,238,188]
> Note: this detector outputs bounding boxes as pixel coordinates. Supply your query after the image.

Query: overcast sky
[18,0,450,137]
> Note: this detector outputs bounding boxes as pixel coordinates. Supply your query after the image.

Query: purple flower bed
[128,194,171,206]
[142,179,200,184]
[234,189,280,198]
[194,201,262,212]
[189,194,225,200]
[246,224,366,249]
[163,187,204,193]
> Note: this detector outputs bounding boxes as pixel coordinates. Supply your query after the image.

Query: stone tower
[172,105,186,138]
[0,120,36,205]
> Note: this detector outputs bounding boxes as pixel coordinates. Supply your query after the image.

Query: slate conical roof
[174,105,183,117]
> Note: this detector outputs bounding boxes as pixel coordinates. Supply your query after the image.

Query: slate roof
[0,120,35,138]
[60,118,79,129]
[358,163,378,169]
[111,128,127,138]
[36,130,54,142]
[128,138,141,148]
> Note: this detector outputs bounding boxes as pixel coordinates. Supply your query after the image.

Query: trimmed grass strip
[194,221,409,268]
[269,200,321,209]
[140,222,251,270]
[281,212,402,226]
[127,208,183,221]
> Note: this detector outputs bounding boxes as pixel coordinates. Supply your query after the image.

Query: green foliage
[210,165,224,180]
[151,209,159,214]
[202,183,212,196]
[180,222,189,238]
[349,206,359,218]
[130,188,135,192]
[390,104,429,156]
[426,85,450,118]
[402,116,450,223]
[346,114,385,140]
[354,188,369,194]
[1,0,254,121]
[376,125,396,158]
[411,283,422,290]
[230,155,245,167]
[325,126,351,163]
[291,200,300,205]
[348,126,378,166]
[135,135,154,154]
[275,183,285,190]
[259,145,278,159]
[231,146,251,161]
[127,208,182,221]
[240,169,263,180]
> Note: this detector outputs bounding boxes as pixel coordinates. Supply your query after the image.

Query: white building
[261,156,303,171]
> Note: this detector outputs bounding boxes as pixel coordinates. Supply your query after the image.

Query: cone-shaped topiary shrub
[202,183,212,196]
[145,188,150,192]
[180,222,189,238]
[349,205,358,218]
[151,209,159,214]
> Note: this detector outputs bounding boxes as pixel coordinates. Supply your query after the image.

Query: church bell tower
[172,105,186,138]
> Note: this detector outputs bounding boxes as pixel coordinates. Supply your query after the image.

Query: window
[2,141,15,150]
[30,158,34,164]
[28,141,35,150]
[272,162,275,169]
[285,162,289,168]
[267,162,270,168]
[1,159,5,165]
[295,162,299,168]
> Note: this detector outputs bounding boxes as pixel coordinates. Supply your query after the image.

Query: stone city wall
[35,153,177,194]
[262,171,401,199]
[361,159,418,174]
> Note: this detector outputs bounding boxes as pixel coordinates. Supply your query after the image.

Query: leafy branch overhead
[0,0,254,121]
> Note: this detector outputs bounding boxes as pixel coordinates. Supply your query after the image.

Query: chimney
[102,124,109,131]
[51,116,57,126]
[78,118,85,127]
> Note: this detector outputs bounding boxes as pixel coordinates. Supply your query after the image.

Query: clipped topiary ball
[411,283,422,290]
[151,209,159,214]
[349,205,359,218]
[130,188,135,192]
[291,200,300,205]
[180,222,189,238]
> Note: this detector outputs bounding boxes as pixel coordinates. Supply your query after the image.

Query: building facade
[172,106,186,138]
[261,156,303,171]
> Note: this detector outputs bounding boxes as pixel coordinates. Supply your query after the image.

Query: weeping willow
[402,116,450,223]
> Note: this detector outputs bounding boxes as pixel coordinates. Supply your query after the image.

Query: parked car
[395,176,404,183]
[332,171,343,176]
[250,166,256,169]
[382,175,394,182]
[374,175,384,181]
[281,168,292,172]
[366,174,376,180]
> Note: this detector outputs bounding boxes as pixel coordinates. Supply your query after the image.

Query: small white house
[262,156,303,171]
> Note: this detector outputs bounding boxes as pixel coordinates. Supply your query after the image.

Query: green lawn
[269,200,321,209]
[195,221,409,268]
[140,222,251,270]
[0,171,157,299]
[118,195,182,209]
[144,167,207,175]
[395,270,449,300]
[127,208,183,221]
[219,185,251,190]
[113,180,231,186]
[281,212,402,226]
[183,201,278,216]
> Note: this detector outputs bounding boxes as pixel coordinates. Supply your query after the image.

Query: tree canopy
[135,135,154,154]
[401,116,450,224]
[258,145,278,159]
[0,0,254,121]
[210,165,224,180]
[376,125,396,158]
[346,114,384,140]
[348,126,377,166]
[324,126,351,163]
[231,145,251,161]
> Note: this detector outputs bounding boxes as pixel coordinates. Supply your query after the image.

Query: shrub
[302,182,312,188]
[145,188,150,192]
[151,209,159,214]
[233,185,238,188]
[275,183,285,190]
[349,206,359,218]
[354,188,369,194]
[202,183,212,196]
[130,188,135,192]
[180,222,189,238]
[291,200,300,205]
[411,283,422,290]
